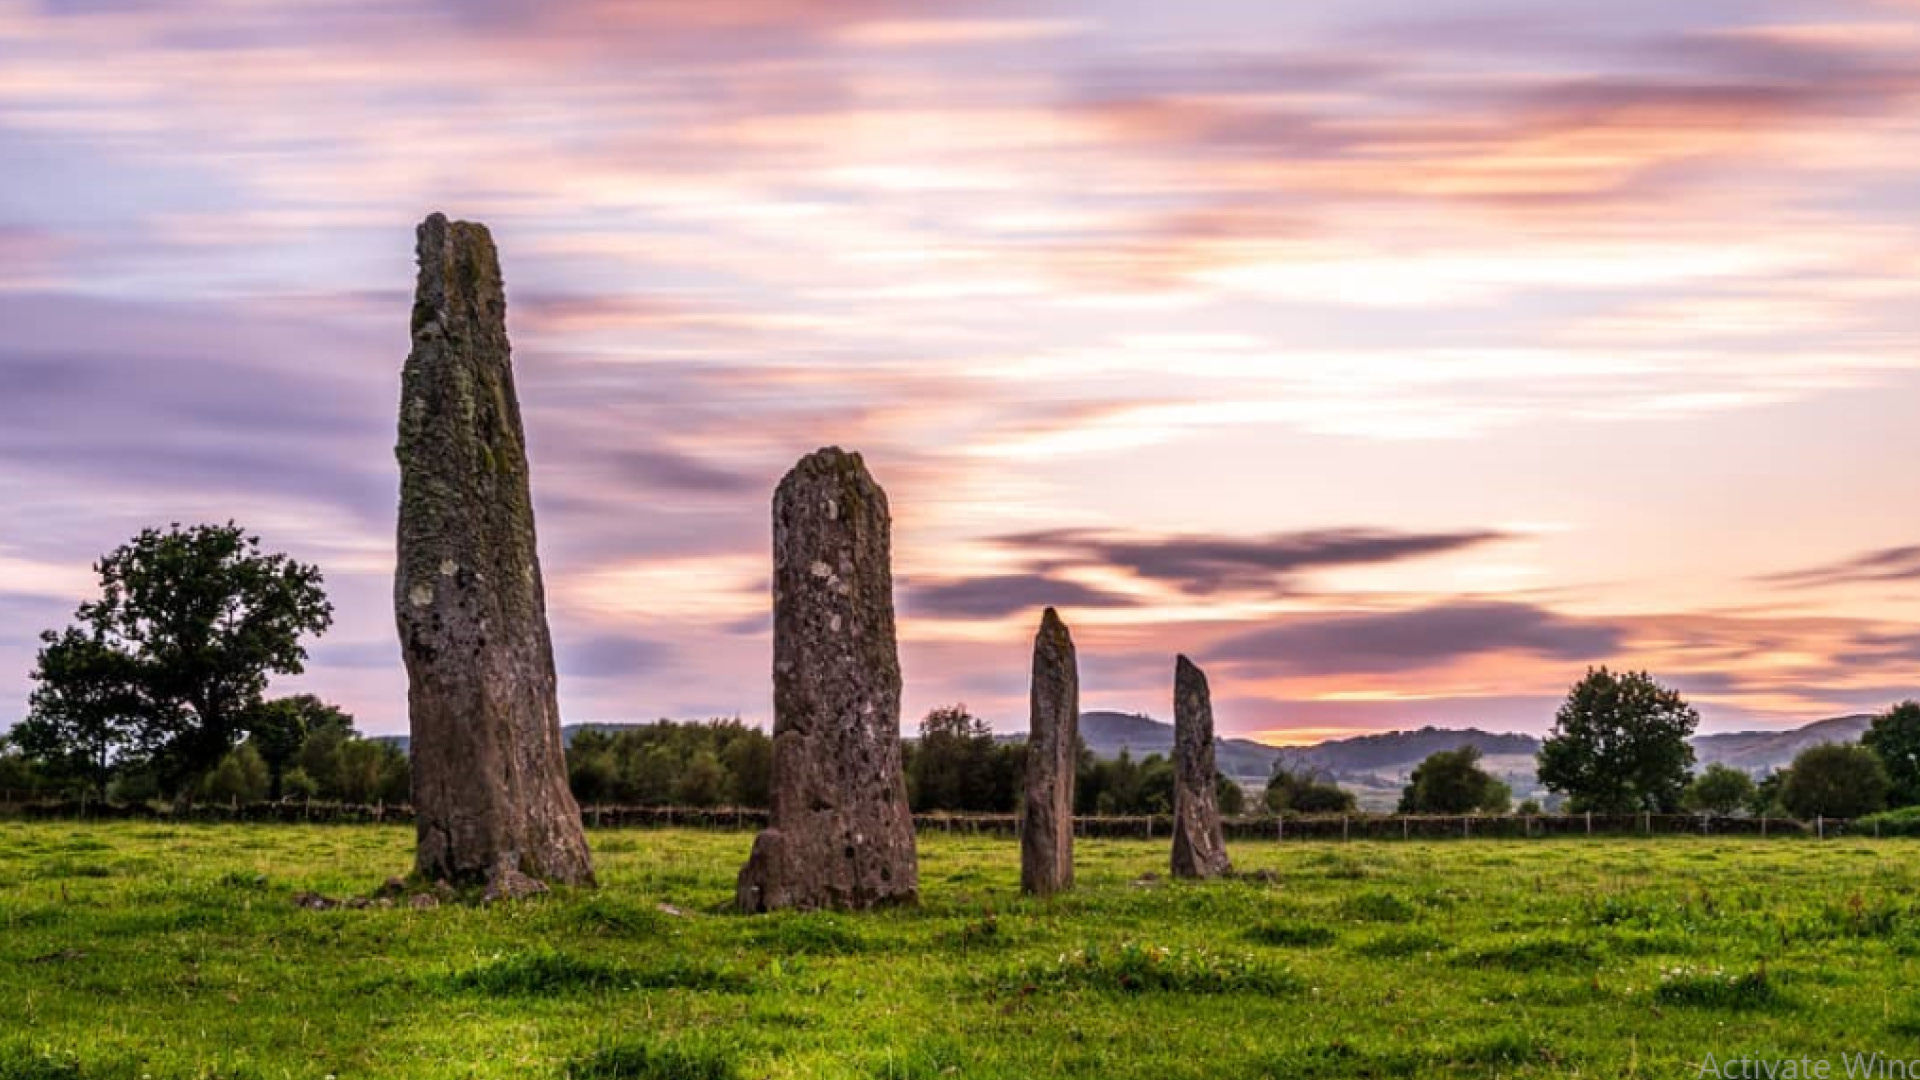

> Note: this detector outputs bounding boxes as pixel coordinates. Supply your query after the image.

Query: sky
[1,0,1917,744]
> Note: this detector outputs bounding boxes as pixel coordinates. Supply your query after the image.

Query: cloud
[557,633,673,679]
[608,448,764,496]
[1761,546,1920,589]
[994,527,1509,595]
[904,573,1137,620]
[1211,601,1623,675]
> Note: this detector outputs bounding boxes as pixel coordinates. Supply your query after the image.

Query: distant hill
[1079,710,1283,783]
[1693,714,1873,774]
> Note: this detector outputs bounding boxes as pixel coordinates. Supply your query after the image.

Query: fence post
[1585,810,1592,836]
[1278,815,1283,842]
[1817,815,1824,840]
[1402,816,1409,841]
[1342,815,1349,843]
[1761,815,1767,837]
[1463,815,1470,839]
[1643,811,1650,835]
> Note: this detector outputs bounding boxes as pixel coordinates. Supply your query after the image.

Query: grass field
[3,823,1919,1079]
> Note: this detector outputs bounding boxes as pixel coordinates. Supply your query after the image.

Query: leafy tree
[1747,770,1786,817]
[1537,668,1698,813]
[1515,798,1544,815]
[1075,748,1177,816]
[1398,746,1509,814]
[0,733,48,799]
[331,738,408,804]
[673,750,730,807]
[14,628,151,798]
[1779,743,1890,820]
[1682,763,1756,816]
[200,742,270,803]
[905,705,1022,813]
[1215,772,1246,816]
[1862,701,1920,808]
[24,523,331,796]
[562,720,775,808]
[247,695,350,801]
[1263,764,1355,815]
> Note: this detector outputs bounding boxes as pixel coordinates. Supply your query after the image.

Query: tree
[1263,764,1355,815]
[906,705,1021,813]
[25,523,332,796]
[247,695,350,801]
[1682,763,1756,816]
[199,742,270,804]
[1779,743,1889,820]
[1398,746,1509,814]
[1862,701,1920,808]
[1537,668,1698,813]
[14,628,151,798]
[1215,772,1246,816]
[0,733,48,799]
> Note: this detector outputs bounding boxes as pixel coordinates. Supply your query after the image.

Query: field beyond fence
[0,797,1892,838]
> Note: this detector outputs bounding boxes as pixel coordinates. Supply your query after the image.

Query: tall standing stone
[1171,654,1233,879]
[1021,607,1078,896]
[736,447,919,912]
[396,212,594,892]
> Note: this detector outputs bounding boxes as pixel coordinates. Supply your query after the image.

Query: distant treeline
[560,705,1248,817]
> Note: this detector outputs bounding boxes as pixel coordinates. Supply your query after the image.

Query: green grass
[1,823,1916,1078]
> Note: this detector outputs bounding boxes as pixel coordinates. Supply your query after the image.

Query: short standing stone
[396,212,594,892]
[1171,654,1233,879]
[1021,607,1078,896]
[736,447,919,911]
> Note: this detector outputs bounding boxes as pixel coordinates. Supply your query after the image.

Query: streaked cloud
[0,0,1915,738]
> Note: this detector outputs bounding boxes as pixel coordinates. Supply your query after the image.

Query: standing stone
[1171,654,1233,879]
[736,447,919,912]
[396,212,594,891]
[1021,607,1078,896]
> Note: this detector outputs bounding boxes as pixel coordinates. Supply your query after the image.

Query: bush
[1779,743,1889,819]
[1264,765,1355,816]
[1683,763,1756,816]
[1856,806,1920,837]
[1398,746,1509,814]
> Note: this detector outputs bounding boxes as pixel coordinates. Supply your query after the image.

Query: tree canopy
[1862,701,1920,809]
[1398,746,1510,814]
[15,523,332,797]
[1264,763,1355,815]
[1779,743,1889,820]
[1681,762,1756,816]
[1536,667,1697,813]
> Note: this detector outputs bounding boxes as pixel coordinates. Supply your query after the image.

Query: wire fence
[0,796,1887,840]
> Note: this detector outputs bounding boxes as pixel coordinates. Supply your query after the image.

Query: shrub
[1857,806,1920,837]
[1779,743,1890,819]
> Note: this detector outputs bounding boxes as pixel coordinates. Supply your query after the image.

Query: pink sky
[1,0,1917,742]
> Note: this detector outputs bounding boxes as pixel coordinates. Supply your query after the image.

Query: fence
[0,797,1881,839]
